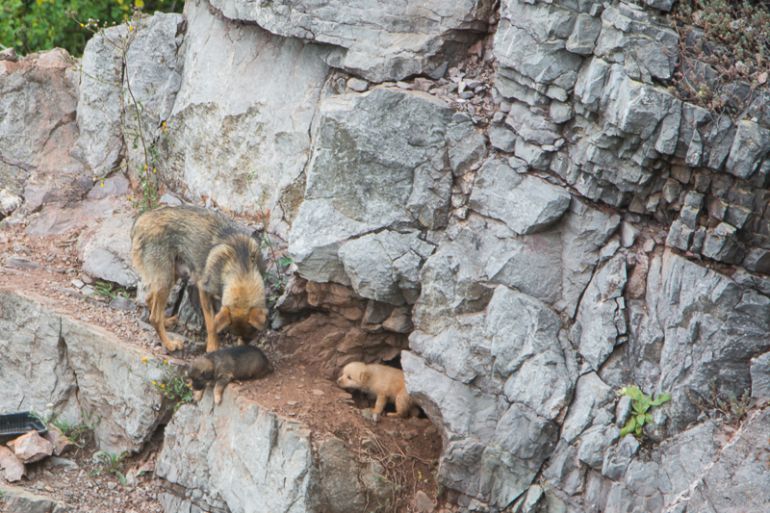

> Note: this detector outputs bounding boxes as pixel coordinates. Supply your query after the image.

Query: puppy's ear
[358,368,370,384]
[214,307,231,334]
[248,307,268,330]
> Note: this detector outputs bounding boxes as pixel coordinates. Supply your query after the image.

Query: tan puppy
[337,362,416,420]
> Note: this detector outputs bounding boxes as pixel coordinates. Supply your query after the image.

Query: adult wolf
[131,206,267,352]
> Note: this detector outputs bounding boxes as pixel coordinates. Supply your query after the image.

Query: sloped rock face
[0,289,166,454]
[156,390,395,513]
[208,0,494,82]
[289,87,484,301]
[75,13,185,181]
[159,0,331,236]
[0,49,86,214]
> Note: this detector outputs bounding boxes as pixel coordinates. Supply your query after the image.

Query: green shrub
[0,0,181,56]
[618,385,671,439]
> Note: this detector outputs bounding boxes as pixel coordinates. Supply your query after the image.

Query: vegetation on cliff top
[0,0,181,56]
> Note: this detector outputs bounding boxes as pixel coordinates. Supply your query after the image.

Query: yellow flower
[141,356,149,364]
[151,380,158,386]
[100,180,105,188]
[135,0,145,8]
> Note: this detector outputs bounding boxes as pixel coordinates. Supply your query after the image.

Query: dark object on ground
[0,412,48,443]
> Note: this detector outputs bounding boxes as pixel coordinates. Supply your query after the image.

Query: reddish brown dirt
[0,219,444,513]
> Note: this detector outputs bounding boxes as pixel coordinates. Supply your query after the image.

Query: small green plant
[144,356,193,411]
[92,280,131,301]
[253,208,293,309]
[50,417,94,448]
[92,450,128,485]
[618,385,671,439]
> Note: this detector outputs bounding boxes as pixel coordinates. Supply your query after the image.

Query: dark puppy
[188,345,272,405]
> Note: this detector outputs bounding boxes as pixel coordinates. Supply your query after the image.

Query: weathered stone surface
[44,425,76,457]
[77,210,138,287]
[73,25,126,179]
[495,0,583,89]
[594,3,679,81]
[638,251,770,432]
[7,431,53,464]
[566,13,601,55]
[489,288,575,421]
[75,13,184,181]
[338,230,435,305]
[572,254,628,371]
[161,0,330,236]
[157,387,395,513]
[0,445,25,482]
[725,120,770,179]
[751,351,770,399]
[505,102,562,146]
[0,484,64,512]
[0,289,166,453]
[289,87,478,284]
[469,158,571,235]
[208,0,493,82]
[0,49,87,211]
[701,222,745,264]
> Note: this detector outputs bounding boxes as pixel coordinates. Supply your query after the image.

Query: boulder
[160,0,330,237]
[0,49,87,211]
[208,0,494,82]
[7,431,53,464]
[0,289,166,453]
[289,87,480,284]
[75,13,185,181]
[0,446,25,482]
[77,210,138,287]
[156,388,395,513]
[469,158,571,235]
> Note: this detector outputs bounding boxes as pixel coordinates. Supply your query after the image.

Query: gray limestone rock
[495,1,583,89]
[289,87,477,284]
[644,251,770,432]
[338,230,435,305]
[0,49,86,211]
[725,120,770,179]
[751,351,770,399]
[162,0,330,237]
[595,4,679,81]
[505,102,562,146]
[488,124,517,152]
[573,254,628,371]
[157,391,395,513]
[566,13,602,55]
[77,210,138,287]
[75,14,184,181]
[486,287,575,420]
[469,159,572,235]
[208,0,493,82]
[701,222,745,264]
[0,289,166,454]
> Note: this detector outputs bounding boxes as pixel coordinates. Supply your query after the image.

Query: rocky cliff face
[3,0,770,511]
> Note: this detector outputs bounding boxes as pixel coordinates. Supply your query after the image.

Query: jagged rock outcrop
[289,86,485,300]
[0,289,166,454]
[75,13,185,181]
[6,0,770,511]
[208,0,495,82]
[157,389,395,513]
[0,49,85,214]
